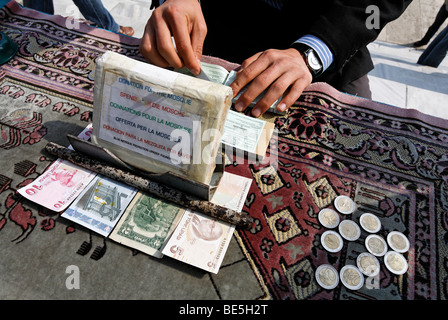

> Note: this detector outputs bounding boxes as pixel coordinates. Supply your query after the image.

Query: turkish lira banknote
[18,123,96,212]
[18,158,97,212]
[159,172,250,273]
[162,209,235,273]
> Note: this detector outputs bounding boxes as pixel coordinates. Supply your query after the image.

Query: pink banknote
[18,158,97,212]
[18,124,97,211]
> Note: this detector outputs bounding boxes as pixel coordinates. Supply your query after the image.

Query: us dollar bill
[109,192,184,258]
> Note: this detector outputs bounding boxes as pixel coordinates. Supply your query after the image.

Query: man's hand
[139,0,207,76]
[230,48,312,117]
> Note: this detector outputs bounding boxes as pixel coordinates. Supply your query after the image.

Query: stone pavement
[378,0,448,45]
[368,41,448,120]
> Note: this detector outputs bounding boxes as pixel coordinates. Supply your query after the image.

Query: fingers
[156,14,184,68]
[139,0,206,75]
[253,74,303,117]
[169,13,206,75]
[276,76,311,112]
[230,52,262,98]
[139,18,170,68]
[230,48,313,117]
[189,18,207,72]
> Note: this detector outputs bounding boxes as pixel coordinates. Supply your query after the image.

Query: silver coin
[318,208,340,229]
[359,213,381,233]
[340,265,364,290]
[321,230,343,253]
[334,195,355,214]
[315,264,339,290]
[365,234,388,257]
[356,252,380,277]
[384,251,408,275]
[338,220,361,241]
[387,231,410,253]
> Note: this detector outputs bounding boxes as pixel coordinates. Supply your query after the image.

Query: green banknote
[109,192,184,258]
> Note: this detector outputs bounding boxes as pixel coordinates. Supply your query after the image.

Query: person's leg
[73,0,134,36]
[23,0,55,14]
[72,0,120,32]
[338,74,372,99]
[417,26,448,68]
[414,4,448,47]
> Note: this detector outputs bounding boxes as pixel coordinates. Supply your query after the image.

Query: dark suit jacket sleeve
[306,0,412,71]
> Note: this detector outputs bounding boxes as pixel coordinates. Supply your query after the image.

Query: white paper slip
[162,210,235,274]
[210,171,252,212]
[221,110,275,158]
[62,176,137,236]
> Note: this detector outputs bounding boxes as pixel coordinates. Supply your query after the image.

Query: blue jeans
[417,25,448,68]
[23,0,120,33]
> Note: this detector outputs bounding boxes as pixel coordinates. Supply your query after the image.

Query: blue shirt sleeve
[293,35,334,72]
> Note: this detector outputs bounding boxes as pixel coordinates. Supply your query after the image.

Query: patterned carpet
[1,1,448,301]
[0,1,141,242]
[225,82,448,299]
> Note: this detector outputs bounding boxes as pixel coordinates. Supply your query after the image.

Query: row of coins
[315,195,410,290]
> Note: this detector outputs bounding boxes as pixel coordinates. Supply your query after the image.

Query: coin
[365,234,388,257]
[387,231,410,253]
[315,264,339,290]
[318,208,340,229]
[356,252,380,277]
[340,265,364,290]
[338,220,361,241]
[359,213,381,233]
[384,251,408,275]
[334,195,355,214]
[321,230,343,253]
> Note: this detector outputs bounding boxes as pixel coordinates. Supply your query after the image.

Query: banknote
[62,176,137,236]
[161,210,235,273]
[210,171,252,212]
[68,123,93,150]
[109,192,185,258]
[18,123,96,212]
[18,158,97,212]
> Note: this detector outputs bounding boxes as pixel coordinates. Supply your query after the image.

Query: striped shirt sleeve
[293,35,334,72]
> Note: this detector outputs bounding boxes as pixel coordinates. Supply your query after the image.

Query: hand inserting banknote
[196,68,211,82]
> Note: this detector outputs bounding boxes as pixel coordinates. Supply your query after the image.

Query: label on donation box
[91,51,233,185]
